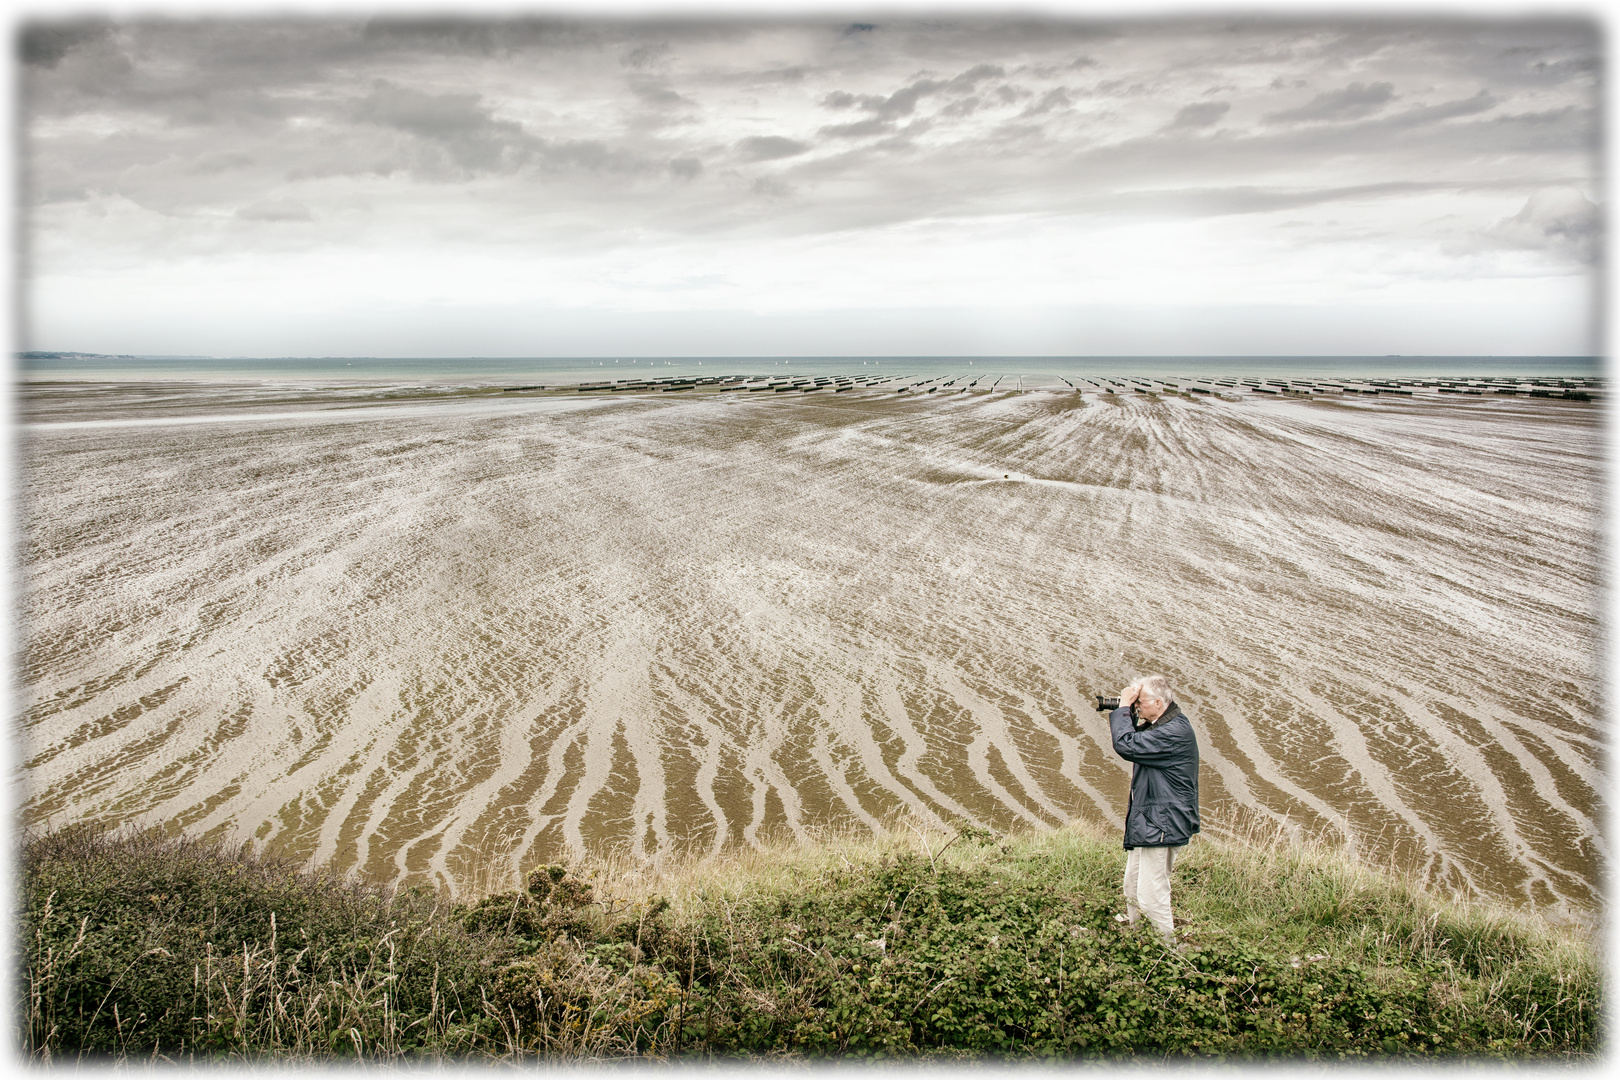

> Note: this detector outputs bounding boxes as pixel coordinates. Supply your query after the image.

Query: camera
[1094,695,1120,712]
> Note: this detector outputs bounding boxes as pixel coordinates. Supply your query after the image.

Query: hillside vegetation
[19,817,1600,1063]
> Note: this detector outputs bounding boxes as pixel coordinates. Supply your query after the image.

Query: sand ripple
[19,385,1602,909]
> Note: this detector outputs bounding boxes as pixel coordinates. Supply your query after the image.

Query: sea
[16,354,1605,917]
[19,353,1604,384]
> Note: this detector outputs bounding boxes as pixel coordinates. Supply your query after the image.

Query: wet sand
[18,381,1602,911]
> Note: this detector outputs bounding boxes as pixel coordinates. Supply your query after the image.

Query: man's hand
[1119,683,1140,708]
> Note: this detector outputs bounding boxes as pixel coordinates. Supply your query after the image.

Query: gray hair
[1134,674,1175,705]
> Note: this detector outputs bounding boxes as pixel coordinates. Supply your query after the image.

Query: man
[1110,674,1200,936]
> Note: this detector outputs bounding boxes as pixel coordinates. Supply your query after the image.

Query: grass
[19,816,1601,1063]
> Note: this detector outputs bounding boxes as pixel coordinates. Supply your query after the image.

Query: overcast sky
[20,10,1602,357]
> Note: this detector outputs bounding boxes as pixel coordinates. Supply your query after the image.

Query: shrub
[18,821,1601,1063]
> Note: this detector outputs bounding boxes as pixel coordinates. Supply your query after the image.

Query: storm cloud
[19,13,1602,356]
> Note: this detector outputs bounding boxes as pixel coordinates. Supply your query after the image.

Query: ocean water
[20,353,1603,384]
[17,374,1602,914]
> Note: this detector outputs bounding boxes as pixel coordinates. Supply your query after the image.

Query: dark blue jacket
[1110,702,1200,849]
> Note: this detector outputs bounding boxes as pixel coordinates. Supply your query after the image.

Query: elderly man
[1110,674,1200,936]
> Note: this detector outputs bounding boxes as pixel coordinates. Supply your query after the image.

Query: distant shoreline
[18,370,1603,430]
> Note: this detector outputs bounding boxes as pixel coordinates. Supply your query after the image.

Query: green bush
[646,854,1594,1060]
[18,824,1601,1063]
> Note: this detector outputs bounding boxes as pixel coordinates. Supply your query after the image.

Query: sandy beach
[18,379,1601,912]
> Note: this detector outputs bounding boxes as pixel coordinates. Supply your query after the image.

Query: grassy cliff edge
[19,817,1601,1063]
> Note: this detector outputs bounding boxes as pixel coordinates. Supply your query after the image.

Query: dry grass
[536,812,1592,972]
[563,813,1061,924]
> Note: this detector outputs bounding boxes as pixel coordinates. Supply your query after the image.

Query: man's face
[1136,696,1168,723]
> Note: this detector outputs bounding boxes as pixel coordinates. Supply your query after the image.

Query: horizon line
[18,353,1603,361]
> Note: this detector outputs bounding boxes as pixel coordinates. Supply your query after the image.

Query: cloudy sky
[20,8,1602,357]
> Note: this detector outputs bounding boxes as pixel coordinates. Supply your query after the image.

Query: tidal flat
[18,379,1601,914]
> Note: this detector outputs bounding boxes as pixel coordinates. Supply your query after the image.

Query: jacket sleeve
[1110,709,1191,765]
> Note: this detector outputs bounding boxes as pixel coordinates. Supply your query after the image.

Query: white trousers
[1123,845,1178,935]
